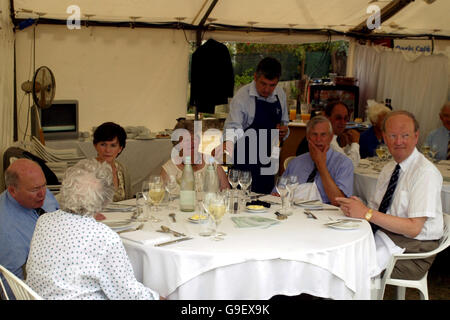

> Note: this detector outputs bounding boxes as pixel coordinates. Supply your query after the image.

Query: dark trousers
[382,229,440,280]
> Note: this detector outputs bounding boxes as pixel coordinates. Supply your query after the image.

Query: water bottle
[179,156,196,212]
[203,157,219,194]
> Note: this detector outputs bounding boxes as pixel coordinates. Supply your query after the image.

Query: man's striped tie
[372,163,401,233]
[306,166,317,183]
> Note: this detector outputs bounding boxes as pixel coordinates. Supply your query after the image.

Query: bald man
[0,158,59,299]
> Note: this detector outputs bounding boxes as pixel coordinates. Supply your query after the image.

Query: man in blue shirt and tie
[275,116,354,206]
[0,158,59,299]
[425,102,450,160]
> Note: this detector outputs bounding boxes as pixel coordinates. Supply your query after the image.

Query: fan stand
[30,104,45,145]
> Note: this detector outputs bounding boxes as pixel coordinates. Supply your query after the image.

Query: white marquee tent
[1,0,449,190]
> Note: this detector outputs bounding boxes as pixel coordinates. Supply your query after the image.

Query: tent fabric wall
[353,43,448,145]
[0,0,15,191]
[14,25,191,135]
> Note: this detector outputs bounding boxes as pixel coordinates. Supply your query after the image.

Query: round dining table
[103,197,380,300]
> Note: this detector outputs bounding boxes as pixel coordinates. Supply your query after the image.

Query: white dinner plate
[295,203,323,210]
[326,221,360,230]
[102,219,132,228]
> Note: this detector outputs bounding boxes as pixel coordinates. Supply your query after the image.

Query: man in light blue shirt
[276,116,353,205]
[425,102,450,160]
[222,57,289,194]
[0,158,59,299]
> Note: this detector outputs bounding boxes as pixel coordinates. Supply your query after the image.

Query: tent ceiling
[11,0,450,39]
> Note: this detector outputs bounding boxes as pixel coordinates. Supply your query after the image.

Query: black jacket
[189,39,234,113]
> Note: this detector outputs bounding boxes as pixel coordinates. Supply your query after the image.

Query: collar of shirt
[397,147,420,172]
[248,80,278,102]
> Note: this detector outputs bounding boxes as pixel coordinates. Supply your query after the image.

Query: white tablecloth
[105,199,379,300]
[354,159,450,213]
[46,138,173,195]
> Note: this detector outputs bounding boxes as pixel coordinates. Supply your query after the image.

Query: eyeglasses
[385,133,412,141]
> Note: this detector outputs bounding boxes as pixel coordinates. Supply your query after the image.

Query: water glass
[287,175,299,206]
[135,192,149,222]
[165,174,178,209]
[276,176,292,216]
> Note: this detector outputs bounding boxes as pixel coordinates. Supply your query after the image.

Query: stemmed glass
[276,176,292,215]
[375,144,387,162]
[238,170,252,202]
[430,144,438,162]
[208,193,227,241]
[165,174,178,210]
[228,168,240,212]
[149,176,165,211]
[286,175,299,207]
[421,143,430,157]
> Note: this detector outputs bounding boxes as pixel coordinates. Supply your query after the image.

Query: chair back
[0,265,42,300]
[283,156,296,170]
[435,213,450,255]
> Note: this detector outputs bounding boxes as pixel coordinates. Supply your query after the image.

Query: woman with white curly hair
[25,159,161,300]
[359,103,391,158]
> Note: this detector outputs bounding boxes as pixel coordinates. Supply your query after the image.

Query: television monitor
[40,100,79,140]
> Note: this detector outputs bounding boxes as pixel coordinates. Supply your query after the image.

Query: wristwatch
[365,209,373,221]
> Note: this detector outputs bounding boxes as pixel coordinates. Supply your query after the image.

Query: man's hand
[307,139,327,168]
[276,124,288,141]
[345,129,360,144]
[335,196,367,218]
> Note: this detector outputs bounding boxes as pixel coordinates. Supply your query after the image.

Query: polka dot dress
[25,210,159,300]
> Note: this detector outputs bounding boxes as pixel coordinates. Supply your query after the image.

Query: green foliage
[234,68,254,88]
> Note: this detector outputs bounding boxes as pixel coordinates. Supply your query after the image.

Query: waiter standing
[222,57,289,194]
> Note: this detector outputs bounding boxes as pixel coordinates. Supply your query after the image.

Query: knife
[155,237,193,247]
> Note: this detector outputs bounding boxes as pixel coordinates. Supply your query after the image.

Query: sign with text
[393,39,433,55]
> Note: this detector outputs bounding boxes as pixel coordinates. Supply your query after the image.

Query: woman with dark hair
[92,122,132,201]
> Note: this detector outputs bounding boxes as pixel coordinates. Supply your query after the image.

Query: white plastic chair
[283,156,296,170]
[377,213,450,300]
[0,265,42,300]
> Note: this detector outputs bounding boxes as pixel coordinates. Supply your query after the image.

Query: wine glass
[228,168,240,212]
[134,192,148,222]
[421,143,431,158]
[375,144,387,162]
[286,175,299,206]
[430,144,438,162]
[228,168,240,189]
[238,170,252,201]
[146,176,164,222]
[208,193,227,241]
[276,176,292,216]
[165,174,178,210]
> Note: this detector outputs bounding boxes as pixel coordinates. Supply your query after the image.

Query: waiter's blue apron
[233,95,282,194]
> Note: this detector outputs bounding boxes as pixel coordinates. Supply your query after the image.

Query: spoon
[169,213,176,222]
[274,211,287,220]
[160,225,185,237]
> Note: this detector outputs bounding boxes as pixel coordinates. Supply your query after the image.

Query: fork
[304,210,317,219]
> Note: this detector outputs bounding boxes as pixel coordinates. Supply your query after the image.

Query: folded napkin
[231,216,279,228]
[258,195,282,204]
[120,230,171,245]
